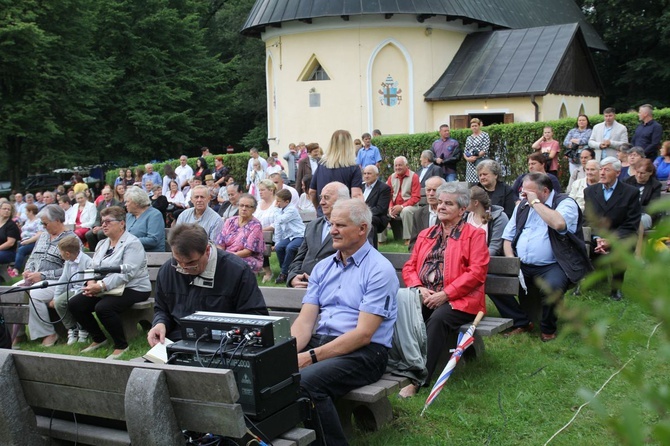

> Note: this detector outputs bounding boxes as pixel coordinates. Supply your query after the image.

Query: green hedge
[107,108,670,190]
[104,152,266,188]
[372,108,670,186]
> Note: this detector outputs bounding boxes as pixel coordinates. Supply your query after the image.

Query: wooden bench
[0,252,174,347]
[383,252,516,356]
[258,253,518,435]
[0,349,314,446]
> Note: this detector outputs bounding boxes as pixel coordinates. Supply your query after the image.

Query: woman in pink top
[532,126,560,176]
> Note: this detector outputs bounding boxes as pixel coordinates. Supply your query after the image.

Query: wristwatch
[97,280,106,292]
[530,199,541,208]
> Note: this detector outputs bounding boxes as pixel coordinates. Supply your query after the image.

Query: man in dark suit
[418,150,443,187]
[295,143,320,195]
[362,165,391,248]
[287,182,350,288]
[85,186,120,251]
[584,156,642,300]
[408,176,445,251]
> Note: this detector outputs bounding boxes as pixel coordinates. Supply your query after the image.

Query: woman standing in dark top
[474,160,515,218]
[0,202,20,265]
[309,129,363,215]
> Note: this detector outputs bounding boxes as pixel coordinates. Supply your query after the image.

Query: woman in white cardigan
[72,192,97,243]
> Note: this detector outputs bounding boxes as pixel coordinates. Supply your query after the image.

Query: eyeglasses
[170,255,203,273]
[101,219,120,225]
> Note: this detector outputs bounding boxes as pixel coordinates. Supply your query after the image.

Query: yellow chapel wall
[541,94,600,120]
[431,94,600,129]
[262,22,466,152]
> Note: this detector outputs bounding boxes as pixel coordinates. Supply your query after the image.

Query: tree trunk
[7,136,23,191]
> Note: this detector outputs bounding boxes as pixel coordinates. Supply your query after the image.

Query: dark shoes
[275,273,287,284]
[540,332,557,342]
[503,322,535,337]
[610,290,623,301]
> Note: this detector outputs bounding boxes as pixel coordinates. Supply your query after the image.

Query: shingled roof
[241,0,606,51]
[424,23,604,101]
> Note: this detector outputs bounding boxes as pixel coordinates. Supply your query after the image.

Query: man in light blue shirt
[175,185,223,242]
[492,172,587,342]
[356,132,382,169]
[291,198,398,445]
[141,164,162,191]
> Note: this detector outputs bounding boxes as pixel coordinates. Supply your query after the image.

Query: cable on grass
[543,322,663,445]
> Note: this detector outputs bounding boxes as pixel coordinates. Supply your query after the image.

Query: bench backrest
[382,252,520,294]
[0,349,246,440]
[260,254,520,319]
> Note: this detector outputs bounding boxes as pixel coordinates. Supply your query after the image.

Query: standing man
[147,224,268,345]
[409,176,445,250]
[631,104,663,159]
[283,143,298,187]
[387,157,421,245]
[588,107,629,161]
[85,186,120,251]
[494,173,590,341]
[296,143,320,195]
[431,124,461,181]
[175,185,223,242]
[291,199,398,445]
[142,164,162,191]
[356,133,382,169]
[584,157,641,300]
[269,173,299,207]
[246,148,268,181]
[362,165,391,248]
[287,182,349,288]
[175,156,194,190]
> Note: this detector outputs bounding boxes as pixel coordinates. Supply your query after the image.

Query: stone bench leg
[0,351,48,446]
[121,306,153,340]
[336,398,393,437]
[125,368,183,446]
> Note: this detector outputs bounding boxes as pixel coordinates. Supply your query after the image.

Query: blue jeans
[301,335,389,446]
[275,237,303,275]
[445,172,457,182]
[0,249,16,265]
[15,243,35,271]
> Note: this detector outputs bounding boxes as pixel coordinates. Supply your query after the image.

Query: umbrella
[420,311,485,416]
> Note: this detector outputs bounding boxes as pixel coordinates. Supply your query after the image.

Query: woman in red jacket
[399,183,489,397]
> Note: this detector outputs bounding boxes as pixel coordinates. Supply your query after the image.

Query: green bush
[104,152,266,188]
[372,108,670,186]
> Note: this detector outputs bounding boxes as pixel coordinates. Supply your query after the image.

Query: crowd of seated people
[3,113,665,380]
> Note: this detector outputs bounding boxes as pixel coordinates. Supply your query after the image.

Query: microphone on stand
[79,265,132,275]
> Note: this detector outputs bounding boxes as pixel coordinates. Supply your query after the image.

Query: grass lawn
[14,234,668,444]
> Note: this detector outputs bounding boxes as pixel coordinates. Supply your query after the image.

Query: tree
[202,0,267,150]
[577,0,670,111]
[92,0,229,161]
[0,0,111,187]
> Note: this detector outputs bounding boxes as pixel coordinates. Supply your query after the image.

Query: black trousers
[421,303,475,384]
[68,288,150,349]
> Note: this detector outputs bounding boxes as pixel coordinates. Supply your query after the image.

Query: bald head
[363,165,379,185]
[425,176,446,208]
[319,182,350,218]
